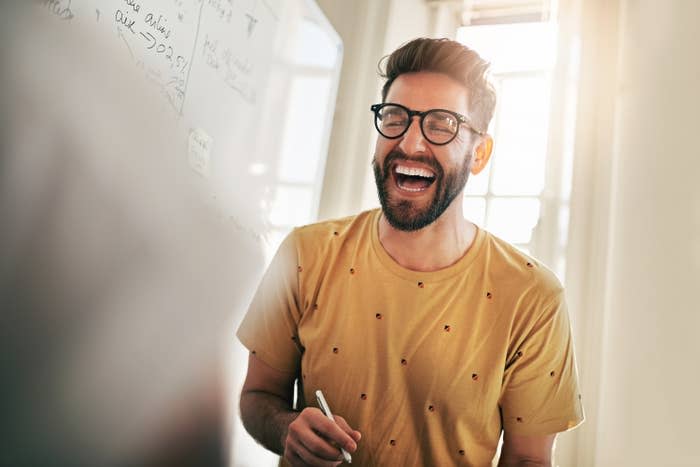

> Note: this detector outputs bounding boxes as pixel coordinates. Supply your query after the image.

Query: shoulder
[479,232,570,348]
[286,209,377,303]
[480,230,563,303]
[291,209,377,256]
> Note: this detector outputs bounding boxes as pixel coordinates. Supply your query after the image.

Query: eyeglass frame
[370,102,484,146]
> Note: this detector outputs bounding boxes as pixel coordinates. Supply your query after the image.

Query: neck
[377,203,477,272]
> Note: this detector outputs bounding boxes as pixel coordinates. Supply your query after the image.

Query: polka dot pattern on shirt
[238,210,584,466]
[334,249,551,451]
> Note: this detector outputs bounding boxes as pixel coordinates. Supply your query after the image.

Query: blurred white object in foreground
[0,4,264,466]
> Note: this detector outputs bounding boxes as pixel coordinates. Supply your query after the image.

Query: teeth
[395,165,435,178]
[399,185,425,192]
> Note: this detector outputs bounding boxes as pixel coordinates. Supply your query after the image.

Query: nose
[398,116,428,154]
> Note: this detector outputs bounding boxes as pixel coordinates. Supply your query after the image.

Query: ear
[469,134,493,175]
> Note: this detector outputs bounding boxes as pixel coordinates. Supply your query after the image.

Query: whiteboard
[40,0,343,254]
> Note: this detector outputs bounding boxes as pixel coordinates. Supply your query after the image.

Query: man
[238,38,584,466]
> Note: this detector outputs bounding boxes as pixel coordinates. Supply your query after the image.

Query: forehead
[385,72,470,115]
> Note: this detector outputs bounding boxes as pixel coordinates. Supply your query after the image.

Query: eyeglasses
[370,103,484,146]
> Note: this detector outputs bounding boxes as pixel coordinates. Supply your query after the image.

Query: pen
[315,389,352,464]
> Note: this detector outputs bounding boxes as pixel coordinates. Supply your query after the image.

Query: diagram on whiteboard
[40,0,343,259]
[43,0,278,115]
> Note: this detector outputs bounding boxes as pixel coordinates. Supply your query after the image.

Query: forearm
[497,431,555,467]
[240,390,299,455]
[497,457,551,467]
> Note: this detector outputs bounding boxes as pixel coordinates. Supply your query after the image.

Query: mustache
[379,150,444,179]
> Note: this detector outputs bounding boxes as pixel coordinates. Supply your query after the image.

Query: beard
[372,149,471,232]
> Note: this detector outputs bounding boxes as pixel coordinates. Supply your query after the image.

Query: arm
[497,432,556,467]
[239,352,360,466]
[239,352,298,455]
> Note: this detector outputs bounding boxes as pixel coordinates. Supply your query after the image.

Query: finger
[287,447,316,467]
[286,438,342,467]
[298,427,347,461]
[314,414,358,452]
[288,410,348,461]
[310,411,358,453]
[286,448,305,467]
[333,415,362,445]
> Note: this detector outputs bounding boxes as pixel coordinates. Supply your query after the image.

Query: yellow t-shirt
[237,209,584,466]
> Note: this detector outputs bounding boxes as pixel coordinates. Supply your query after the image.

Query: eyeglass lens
[376,105,459,144]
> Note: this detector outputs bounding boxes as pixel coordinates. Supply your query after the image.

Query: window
[457,19,573,279]
[262,15,342,261]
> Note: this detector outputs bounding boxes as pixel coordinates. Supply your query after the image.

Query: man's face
[373,71,479,231]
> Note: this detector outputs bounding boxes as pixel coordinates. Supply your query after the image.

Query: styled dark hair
[379,37,496,133]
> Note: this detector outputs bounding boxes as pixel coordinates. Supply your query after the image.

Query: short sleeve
[236,231,304,373]
[499,290,584,435]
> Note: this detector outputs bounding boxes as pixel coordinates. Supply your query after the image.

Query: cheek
[438,146,470,172]
[374,136,392,153]
[373,137,395,164]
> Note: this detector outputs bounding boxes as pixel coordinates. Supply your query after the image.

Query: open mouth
[393,164,437,192]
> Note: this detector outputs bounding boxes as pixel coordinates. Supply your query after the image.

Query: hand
[283,407,361,466]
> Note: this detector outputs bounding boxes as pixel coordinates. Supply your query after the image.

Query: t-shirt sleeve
[236,231,304,374]
[499,289,584,435]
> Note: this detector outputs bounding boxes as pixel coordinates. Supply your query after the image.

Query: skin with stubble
[372,147,471,232]
[371,72,478,233]
[372,72,489,273]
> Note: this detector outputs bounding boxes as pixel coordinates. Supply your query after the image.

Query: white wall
[593,1,700,465]
[567,0,700,465]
